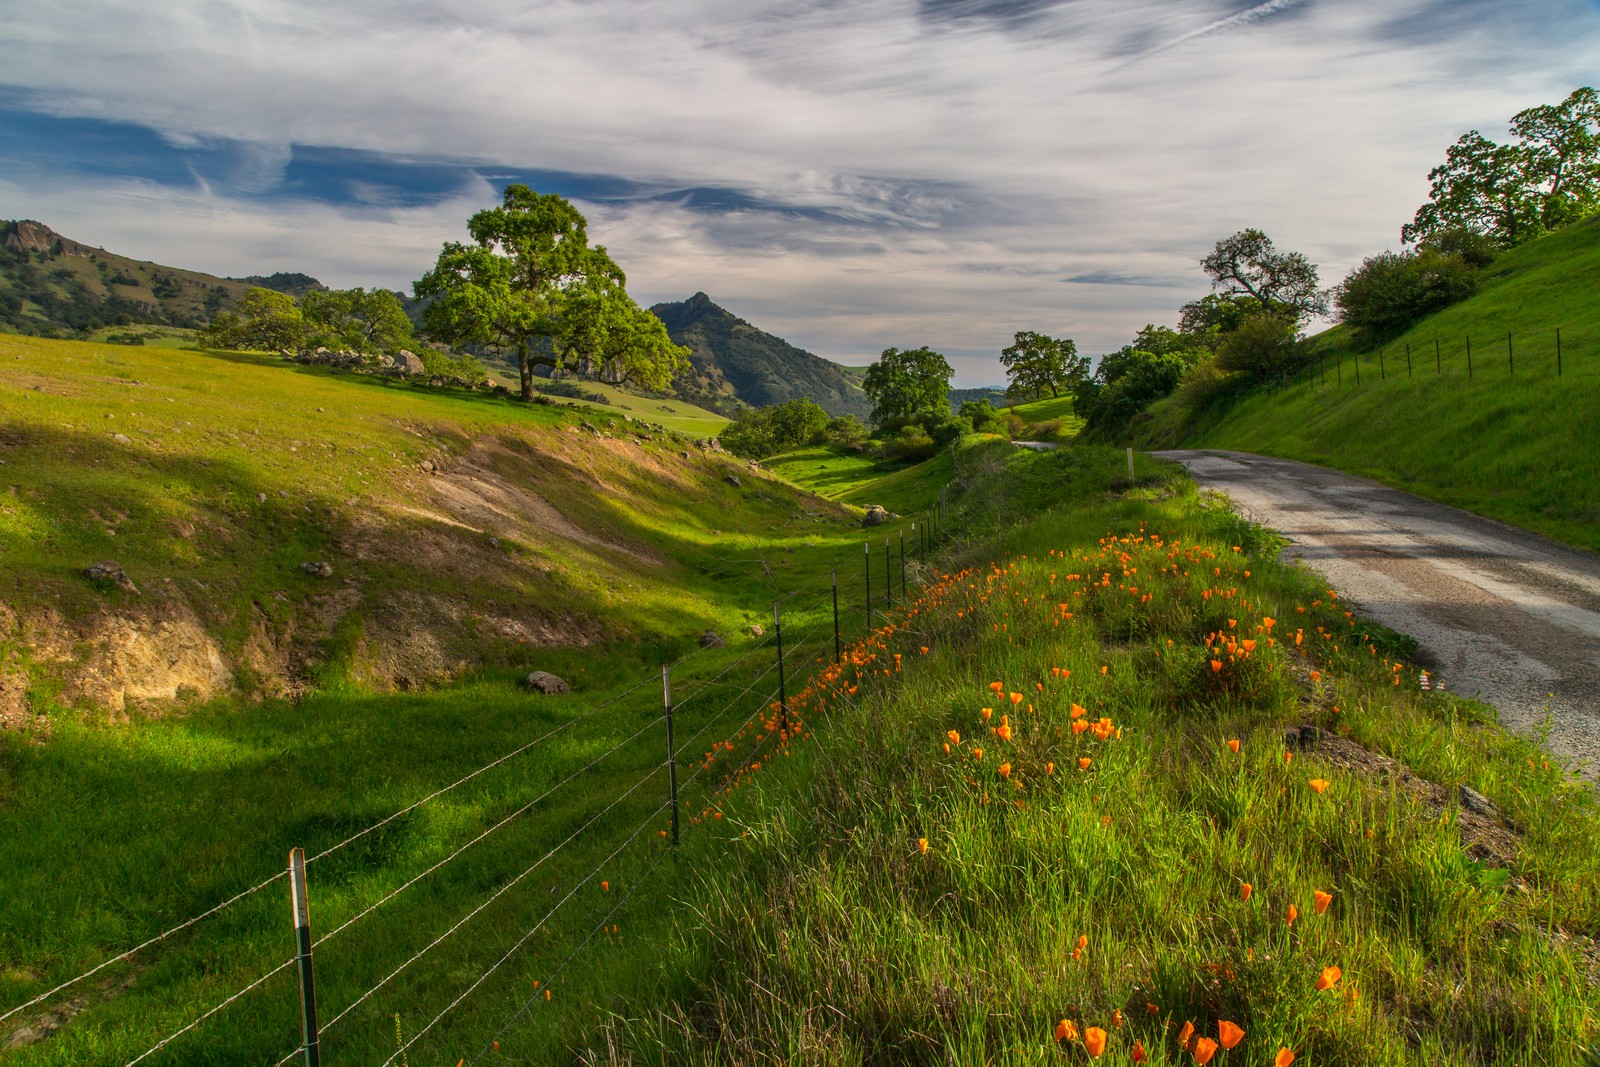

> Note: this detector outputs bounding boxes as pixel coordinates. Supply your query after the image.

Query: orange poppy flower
[1079,757,1092,770]
[1211,660,1223,673]
[1316,965,1342,991]
[1177,1021,1194,1046]
[948,729,961,745]
[920,646,929,654]
[1239,882,1253,902]
[1010,692,1024,704]
[1286,903,1298,924]
[1227,739,1240,753]
[1309,670,1321,682]
[601,881,610,892]
[1073,721,1090,735]
[1077,934,1088,950]
[999,762,1012,778]
[973,747,983,760]
[1193,1037,1219,1064]
[1314,890,1333,914]
[990,681,1004,692]
[1111,1010,1123,1028]
[997,722,1012,741]
[982,707,993,720]
[1309,778,1329,794]
[1054,1019,1078,1042]
[1084,1027,1107,1057]
[1131,1040,1148,1062]
[1046,762,1055,774]
[1275,1051,1296,1067]
[1071,703,1087,719]
[1218,1020,1244,1050]
[1284,751,1294,764]
[918,837,929,854]
[1145,1002,1159,1015]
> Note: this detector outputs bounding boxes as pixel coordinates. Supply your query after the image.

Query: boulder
[724,474,742,488]
[861,505,890,527]
[698,630,726,649]
[83,560,138,594]
[300,561,334,579]
[524,671,571,695]
[1459,784,1498,818]
[746,623,765,638]
[393,350,426,376]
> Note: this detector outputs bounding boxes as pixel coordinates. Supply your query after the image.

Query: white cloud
[3,0,1597,384]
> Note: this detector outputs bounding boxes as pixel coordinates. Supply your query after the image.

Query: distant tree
[998,330,1081,400]
[201,287,306,351]
[414,184,687,401]
[717,398,830,459]
[1403,87,1600,249]
[861,346,954,427]
[958,399,999,431]
[299,287,414,353]
[824,414,869,447]
[1333,250,1476,345]
[1201,229,1328,324]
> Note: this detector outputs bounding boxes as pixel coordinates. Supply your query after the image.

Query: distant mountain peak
[648,294,870,420]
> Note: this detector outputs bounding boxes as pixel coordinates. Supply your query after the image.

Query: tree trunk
[518,341,534,401]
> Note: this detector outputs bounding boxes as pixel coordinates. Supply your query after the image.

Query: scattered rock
[524,671,571,695]
[256,492,268,504]
[111,433,131,444]
[746,624,765,638]
[1459,784,1498,818]
[487,536,500,549]
[698,630,726,649]
[862,505,890,527]
[420,459,436,473]
[300,562,334,579]
[83,560,138,594]
[724,474,742,488]
[394,350,426,376]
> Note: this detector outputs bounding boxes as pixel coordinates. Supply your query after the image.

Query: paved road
[1153,449,1600,778]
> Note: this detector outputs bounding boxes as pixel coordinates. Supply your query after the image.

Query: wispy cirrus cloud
[1,0,1597,383]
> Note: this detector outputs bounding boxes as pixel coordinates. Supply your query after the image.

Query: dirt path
[1153,449,1600,778]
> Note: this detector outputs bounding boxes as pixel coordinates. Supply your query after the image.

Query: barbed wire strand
[123,957,295,1067]
[377,796,674,1067]
[290,733,671,1054]
[0,664,689,1030]
[311,706,675,951]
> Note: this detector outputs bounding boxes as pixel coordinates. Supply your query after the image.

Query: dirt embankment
[0,428,775,727]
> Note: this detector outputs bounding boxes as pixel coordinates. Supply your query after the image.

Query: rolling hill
[0,220,323,338]
[650,292,872,420]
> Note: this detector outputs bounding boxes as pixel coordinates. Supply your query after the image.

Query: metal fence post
[663,666,678,847]
[1355,353,1360,386]
[1435,338,1441,374]
[883,537,892,611]
[1556,328,1562,376]
[1405,343,1411,378]
[288,848,321,1067]
[831,570,841,664]
[1467,335,1473,379]
[1508,331,1513,376]
[863,541,872,630]
[1379,349,1385,380]
[773,602,788,735]
[899,528,906,599]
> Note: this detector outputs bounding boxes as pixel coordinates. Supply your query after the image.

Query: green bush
[1214,311,1301,379]
[1335,250,1477,346]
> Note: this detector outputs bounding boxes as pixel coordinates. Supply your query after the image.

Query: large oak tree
[415,185,686,401]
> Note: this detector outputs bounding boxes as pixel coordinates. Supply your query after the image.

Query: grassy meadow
[2,341,1596,1065]
[1130,214,1600,551]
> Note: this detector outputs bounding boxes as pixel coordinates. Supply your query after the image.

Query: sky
[2,0,1597,385]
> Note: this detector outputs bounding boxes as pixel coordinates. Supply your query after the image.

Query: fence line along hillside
[1276,326,1594,392]
[3,489,959,1066]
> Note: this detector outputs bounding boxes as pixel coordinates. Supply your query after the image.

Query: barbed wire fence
[3,485,962,1067]
[1268,326,1592,394]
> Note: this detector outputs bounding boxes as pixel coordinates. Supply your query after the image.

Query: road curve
[1153,449,1600,778]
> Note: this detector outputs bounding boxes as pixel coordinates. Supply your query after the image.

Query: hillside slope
[650,292,872,420]
[1129,215,1600,550]
[0,334,855,726]
[0,221,322,338]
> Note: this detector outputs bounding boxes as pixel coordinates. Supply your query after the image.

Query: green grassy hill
[1129,216,1600,550]
[0,221,290,338]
